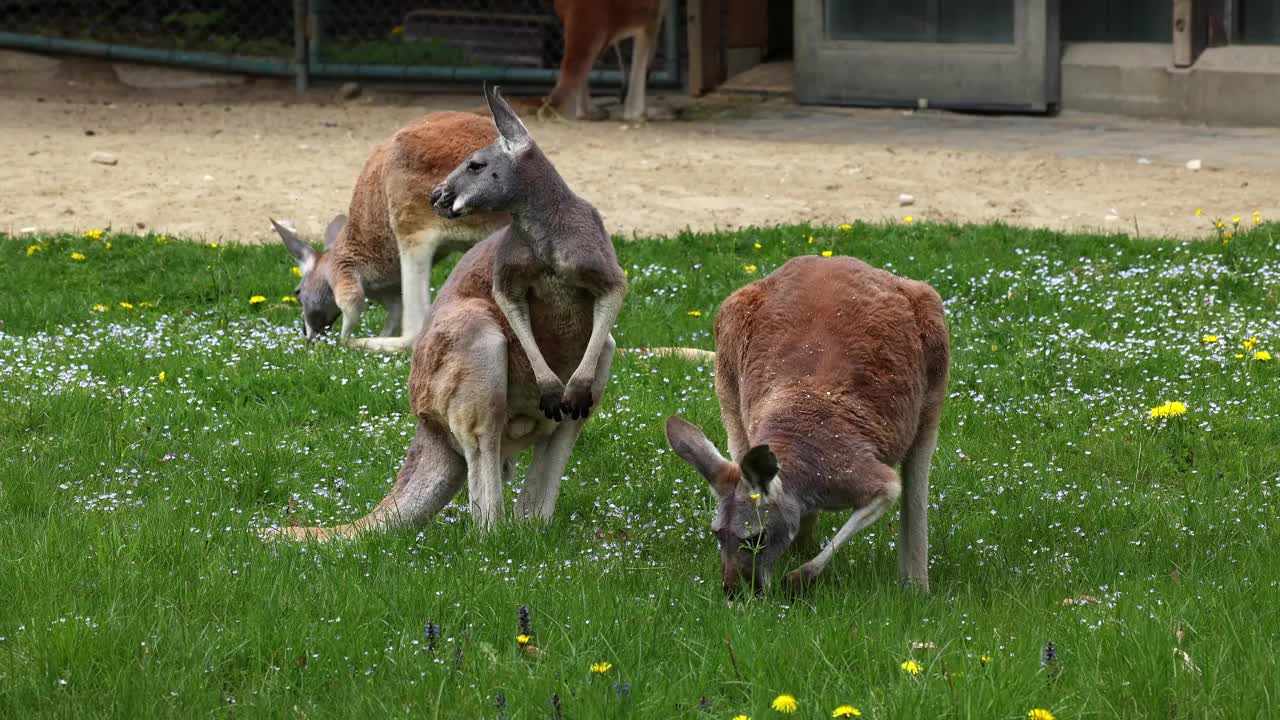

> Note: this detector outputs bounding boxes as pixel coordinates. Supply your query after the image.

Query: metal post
[293,0,309,92]
[1173,0,1192,67]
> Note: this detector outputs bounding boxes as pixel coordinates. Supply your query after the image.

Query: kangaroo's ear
[665,416,736,496]
[485,85,531,154]
[270,218,316,273]
[323,214,347,250]
[739,445,779,496]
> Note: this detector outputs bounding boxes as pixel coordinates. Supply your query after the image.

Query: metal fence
[0,0,681,89]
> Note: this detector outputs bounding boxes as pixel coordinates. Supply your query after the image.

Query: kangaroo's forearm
[573,285,625,383]
[494,288,557,381]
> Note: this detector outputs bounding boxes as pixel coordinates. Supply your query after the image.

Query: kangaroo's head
[431,86,538,219]
[270,215,344,339]
[665,416,802,597]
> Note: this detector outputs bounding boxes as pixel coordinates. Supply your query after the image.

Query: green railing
[0,0,682,92]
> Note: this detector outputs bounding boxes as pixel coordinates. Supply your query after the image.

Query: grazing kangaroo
[665,255,950,595]
[262,87,626,540]
[547,0,668,121]
[271,111,507,351]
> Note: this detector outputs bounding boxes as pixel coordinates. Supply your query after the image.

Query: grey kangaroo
[262,86,627,540]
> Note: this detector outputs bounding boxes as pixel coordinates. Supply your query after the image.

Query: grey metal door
[795,0,1060,111]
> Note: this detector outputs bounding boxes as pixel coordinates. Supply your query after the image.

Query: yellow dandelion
[832,706,862,718]
[1201,335,1218,344]
[733,716,751,720]
[1028,710,1056,720]
[1225,231,1234,240]
[158,371,166,383]
[754,242,763,249]
[291,266,303,277]
[821,250,833,258]
[26,244,41,256]
[839,223,852,231]
[750,492,761,501]
[1256,351,1273,361]
[208,242,221,250]
[1243,337,1258,351]
[91,304,109,313]
[1194,208,1202,217]
[249,295,267,305]
[104,241,112,250]
[156,235,170,245]
[282,295,298,304]
[979,655,992,665]
[903,216,914,224]
[901,659,923,675]
[1149,401,1188,419]
[70,252,86,261]
[688,310,702,317]
[516,634,531,645]
[82,229,104,240]
[770,694,798,714]
[1216,221,1224,229]
[1255,216,1262,224]
[744,265,758,273]
[1232,215,1241,225]
[118,301,134,310]
[1235,353,1245,359]
[807,235,815,244]
[591,662,613,674]
[390,24,404,35]
[138,301,155,308]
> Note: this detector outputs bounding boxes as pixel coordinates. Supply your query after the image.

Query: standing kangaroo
[271,111,507,351]
[547,0,668,121]
[262,87,626,540]
[665,256,950,594]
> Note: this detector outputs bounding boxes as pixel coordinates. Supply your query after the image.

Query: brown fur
[666,255,949,594]
[547,0,667,121]
[283,111,509,345]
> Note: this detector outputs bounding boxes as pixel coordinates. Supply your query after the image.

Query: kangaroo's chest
[524,271,595,376]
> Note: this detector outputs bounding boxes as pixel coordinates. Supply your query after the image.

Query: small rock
[1105,214,1120,222]
[19,226,37,235]
[338,81,361,100]
[84,129,96,136]
[1185,159,1202,171]
[90,151,117,166]
[320,119,338,127]
[135,221,146,229]
[202,174,215,182]
[1137,157,1151,165]
[898,193,915,207]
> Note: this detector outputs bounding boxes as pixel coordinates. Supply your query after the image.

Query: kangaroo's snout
[431,184,464,220]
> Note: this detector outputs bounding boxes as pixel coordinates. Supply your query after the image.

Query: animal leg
[516,335,614,519]
[380,296,403,337]
[622,22,659,122]
[352,229,437,353]
[260,421,465,541]
[449,324,509,531]
[331,271,366,342]
[786,463,901,590]
[899,422,938,592]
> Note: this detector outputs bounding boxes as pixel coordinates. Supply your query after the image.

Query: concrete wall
[1061,43,1280,125]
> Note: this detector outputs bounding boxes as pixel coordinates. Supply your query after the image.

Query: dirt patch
[1,54,1276,243]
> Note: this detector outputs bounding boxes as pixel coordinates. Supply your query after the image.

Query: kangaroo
[271,111,508,351]
[262,87,626,540]
[546,0,668,122]
[664,255,950,595]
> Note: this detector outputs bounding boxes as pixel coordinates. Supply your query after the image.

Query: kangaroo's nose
[430,186,444,205]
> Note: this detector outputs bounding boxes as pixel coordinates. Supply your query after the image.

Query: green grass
[2,221,1279,719]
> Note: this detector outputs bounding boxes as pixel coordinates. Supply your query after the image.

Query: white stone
[898,193,915,207]
[1185,159,1202,171]
[90,151,117,166]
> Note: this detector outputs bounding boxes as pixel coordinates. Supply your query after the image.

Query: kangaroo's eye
[293,285,301,297]
[467,160,487,172]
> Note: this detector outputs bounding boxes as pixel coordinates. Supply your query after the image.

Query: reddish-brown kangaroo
[547,0,668,121]
[665,255,950,595]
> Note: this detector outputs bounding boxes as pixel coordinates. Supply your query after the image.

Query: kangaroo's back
[716,255,948,466]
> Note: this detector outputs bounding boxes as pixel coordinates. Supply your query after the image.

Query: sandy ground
[2,52,1278,243]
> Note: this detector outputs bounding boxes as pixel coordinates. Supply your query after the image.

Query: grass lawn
[1,219,1278,719]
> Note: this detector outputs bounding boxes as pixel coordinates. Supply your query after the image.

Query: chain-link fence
[0,0,681,88]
